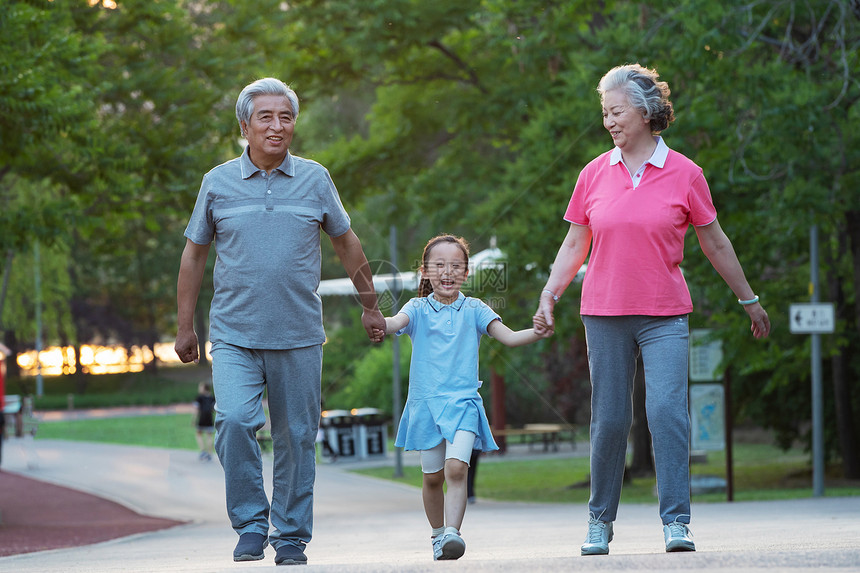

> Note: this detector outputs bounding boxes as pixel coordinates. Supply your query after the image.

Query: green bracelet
[542,289,560,302]
[738,295,760,305]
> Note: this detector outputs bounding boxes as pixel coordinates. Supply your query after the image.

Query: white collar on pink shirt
[609,135,669,168]
[610,136,669,188]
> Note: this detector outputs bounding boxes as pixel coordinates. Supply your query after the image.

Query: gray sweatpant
[210,341,322,550]
[582,315,691,525]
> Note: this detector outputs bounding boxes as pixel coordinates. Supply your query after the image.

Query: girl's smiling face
[422,242,469,305]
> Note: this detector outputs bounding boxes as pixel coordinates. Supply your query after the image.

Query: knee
[423,470,445,489]
[592,417,631,443]
[215,409,263,436]
[444,459,468,483]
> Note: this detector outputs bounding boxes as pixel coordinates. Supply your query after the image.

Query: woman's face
[602,88,651,149]
[422,242,469,304]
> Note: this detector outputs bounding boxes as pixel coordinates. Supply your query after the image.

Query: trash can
[321,409,356,459]
[351,407,389,459]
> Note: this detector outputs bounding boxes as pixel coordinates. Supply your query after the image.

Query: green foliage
[325,335,411,416]
[286,0,860,466]
[3,0,859,472]
[5,368,202,410]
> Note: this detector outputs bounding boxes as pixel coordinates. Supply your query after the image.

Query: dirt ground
[0,470,185,557]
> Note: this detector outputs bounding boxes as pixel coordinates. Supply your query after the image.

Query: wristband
[738,295,759,305]
[542,289,560,302]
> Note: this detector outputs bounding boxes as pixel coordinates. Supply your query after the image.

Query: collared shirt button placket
[265,174,274,211]
[445,308,454,334]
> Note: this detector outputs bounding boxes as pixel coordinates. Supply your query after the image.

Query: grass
[33,412,860,503]
[353,443,860,504]
[35,414,200,450]
[5,365,211,410]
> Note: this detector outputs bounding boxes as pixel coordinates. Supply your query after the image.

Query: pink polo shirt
[564,138,717,316]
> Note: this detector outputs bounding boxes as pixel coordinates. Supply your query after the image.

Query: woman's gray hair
[235,77,300,129]
[598,64,675,132]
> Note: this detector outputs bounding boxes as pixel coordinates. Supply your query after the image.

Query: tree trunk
[628,351,654,477]
[73,342,87,394]
[4,330,20,379]
[829,220,860,478]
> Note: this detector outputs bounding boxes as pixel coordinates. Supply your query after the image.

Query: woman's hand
[744,302,771,339]
[533,291,556,337]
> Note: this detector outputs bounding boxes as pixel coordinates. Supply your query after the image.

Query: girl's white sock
[431,526,445,538]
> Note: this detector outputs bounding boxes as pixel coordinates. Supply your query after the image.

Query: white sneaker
[432,526,466,560]
[664,520,696,552]
[581,517,613,555]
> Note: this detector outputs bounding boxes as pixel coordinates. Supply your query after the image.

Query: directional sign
[789,303,835,334]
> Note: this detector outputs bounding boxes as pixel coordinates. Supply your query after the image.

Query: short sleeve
[689,171,717,227]
[318,167,351,238]
[396,298,421,336]
[474,299,501,336]
[184,175,216,245]
[564,164,592,225]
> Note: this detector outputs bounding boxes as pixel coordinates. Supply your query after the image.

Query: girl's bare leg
[422,469,445,529]
[443,458,469,529]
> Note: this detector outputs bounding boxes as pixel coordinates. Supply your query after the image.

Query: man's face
[241,94,295,166]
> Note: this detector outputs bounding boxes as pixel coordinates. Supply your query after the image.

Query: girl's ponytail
[417,277,433,298]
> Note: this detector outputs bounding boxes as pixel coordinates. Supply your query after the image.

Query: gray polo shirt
[184,147,351,349]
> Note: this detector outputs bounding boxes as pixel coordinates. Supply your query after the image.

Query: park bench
[492,423,576,453]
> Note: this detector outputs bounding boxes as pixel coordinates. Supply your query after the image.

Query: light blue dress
[394,292,500,452]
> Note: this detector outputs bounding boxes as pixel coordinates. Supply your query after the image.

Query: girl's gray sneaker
[432,527,466,560]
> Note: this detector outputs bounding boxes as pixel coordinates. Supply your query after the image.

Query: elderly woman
[534,64,770,555]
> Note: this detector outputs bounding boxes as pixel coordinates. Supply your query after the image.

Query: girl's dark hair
[417,234,470,298]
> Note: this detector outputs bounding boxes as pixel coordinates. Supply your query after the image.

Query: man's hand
[175,330,200,364]
[362,309,386,343]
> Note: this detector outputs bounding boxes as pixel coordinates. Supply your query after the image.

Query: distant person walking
[174,77,384,566]
[193,382,216,461]
[379,234,550,561]
[0,342,10,467]
[534,63,770,556]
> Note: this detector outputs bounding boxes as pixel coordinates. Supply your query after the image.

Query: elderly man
[174,77,385,566]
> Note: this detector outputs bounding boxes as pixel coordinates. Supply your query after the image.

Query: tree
[281,0,860,474]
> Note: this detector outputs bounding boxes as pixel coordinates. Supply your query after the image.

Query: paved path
[1,436,859,572]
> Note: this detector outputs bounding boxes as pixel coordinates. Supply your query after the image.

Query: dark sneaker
[233,532,268,561]
[432,526,465,560]
[581,517,613,555]
[275,544,308,566]
[664,520,696,552]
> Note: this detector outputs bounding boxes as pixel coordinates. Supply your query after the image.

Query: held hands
[533,313,554,338]
[533,291,557,337]
[361,309,386,343]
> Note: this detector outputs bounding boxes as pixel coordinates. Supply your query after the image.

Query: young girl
[381,234,549,560]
